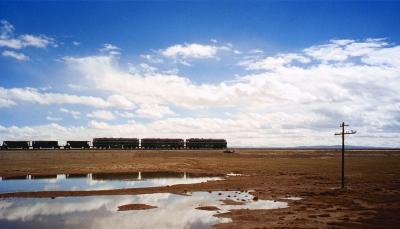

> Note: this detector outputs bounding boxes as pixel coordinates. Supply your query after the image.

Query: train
[92,138,139,149]
[0,138,227,150]
[141,138,184,149]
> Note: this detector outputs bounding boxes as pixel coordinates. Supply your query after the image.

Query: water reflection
[0,172,222,194]
[1,176,26,180]
[0,191,288,229]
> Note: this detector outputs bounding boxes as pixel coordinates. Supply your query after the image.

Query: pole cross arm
[344,130,357,135]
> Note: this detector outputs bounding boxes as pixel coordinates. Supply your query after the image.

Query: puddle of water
[0,172,222,194]
[0,191,288,229]
[225,173,242,176]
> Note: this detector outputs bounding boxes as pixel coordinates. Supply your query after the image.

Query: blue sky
[1,1,400,146]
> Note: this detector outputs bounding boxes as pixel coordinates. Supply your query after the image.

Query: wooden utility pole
[335,122,356,189]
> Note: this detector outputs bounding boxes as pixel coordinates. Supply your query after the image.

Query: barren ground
[117,203,157,211]
[0,149,399,228]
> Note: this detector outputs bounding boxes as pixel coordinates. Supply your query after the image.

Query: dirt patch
[117,203,157,211]
[195,206,220,211]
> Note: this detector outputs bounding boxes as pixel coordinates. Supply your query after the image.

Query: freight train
[141,138,184,149]
[0,138,227,150]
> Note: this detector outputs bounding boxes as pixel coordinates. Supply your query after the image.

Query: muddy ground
[0,149,399,228]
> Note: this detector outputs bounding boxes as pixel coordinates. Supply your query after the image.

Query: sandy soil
[0,149,399,228]
[117,203,157,211]
[196,206,221,211]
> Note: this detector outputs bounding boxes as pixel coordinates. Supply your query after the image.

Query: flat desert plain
[0,149,399,228]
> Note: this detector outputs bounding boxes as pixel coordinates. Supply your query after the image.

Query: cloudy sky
[1,1,400,147]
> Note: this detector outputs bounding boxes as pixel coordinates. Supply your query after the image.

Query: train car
[186,138,227,149]
[1,141,30,150]
[32,141,60,149]
[141,138,184,149]
[92,138,139,149]
[65,141,90,149]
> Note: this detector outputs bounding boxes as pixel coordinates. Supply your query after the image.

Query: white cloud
[87,120,112,130]
[101,43,119,52]
[241,38,394,70]
[141,42,238,67]
[249,49,264,54]
[60,108,81,119]
[0,20,56,59]
[115,111,135,118]
[239,53,310,70]
[159,43,234,65]
[304,42,349,62]
[136,104,175,119]
[129,63,158,74]
[361,45,400,67]
[0,39,22,49]
[0,87,134,109]
[140,54,163,64]
[0,98,16,107]
[46,116,62,122]
[1,50,29,61]
[73,41,80,46]
[161,43,218,59]
[139,63,157,72]
[87,110,116,120]
[303,38,388,63]
[100,43,120,56]
[106,94,135,109]
[64,55,242,109]
[0,33,55,50]
[0,20,14,39]
[233,49,242,55]
[63,40,400,112]
[18,34,55,48]
[67,84,88,91]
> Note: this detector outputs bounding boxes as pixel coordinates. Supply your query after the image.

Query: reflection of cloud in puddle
[282,197,302,200]
[0,174,223,193]
[57,174,67,180]
[225,173,242,176]
[0,201,13,209]
[87,179,106,186]
[0,198,111,221]
[0,191,288,229]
